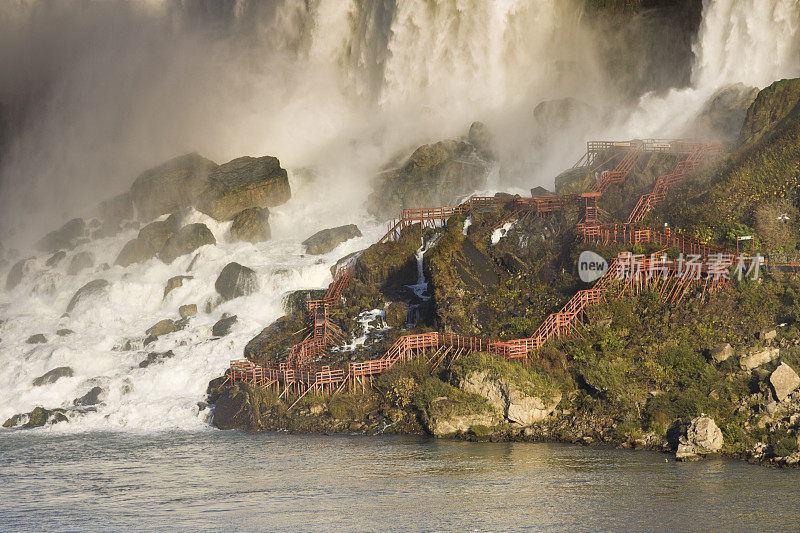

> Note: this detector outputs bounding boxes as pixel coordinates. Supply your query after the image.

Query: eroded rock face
[740,78,800,145]
[230,207,271,243]
[130,153,218,221]
[198,156,290,221]
[422,398,502,437]
[676,416,723,461]
[32,366,74,386]
[213,382,276,430]
[66,279,109,313]
[739,347,780,370]
[685,83,758,141]
[460,370,560,427]
[302,224,362,255]
[37,218,86,253]
[158,223,216,264]
[770,362,800,402]
[215,262,258,301]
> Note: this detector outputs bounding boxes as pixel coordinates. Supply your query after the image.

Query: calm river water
[1,430,798,531]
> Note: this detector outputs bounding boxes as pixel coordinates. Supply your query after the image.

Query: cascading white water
[0,0,799,432]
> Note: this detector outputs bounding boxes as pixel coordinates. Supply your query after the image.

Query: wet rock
[67,251,94,276]
[56,329,74,336]
[145,319,179,345]
[115,237,157,267]
[179,304,197,319]
[159,223,216,264]
[37,218,86,253]
[709,343,734,363]
[99,192,133,233]
[215,262,258,301]
[138,350,175,368]
[230,207,271,243]
[302,224,362,255]
[468,121,495,160]
[3,406,68,428]
[685,83,758,141]
[45,250,67,267]
[32,366,74,386]
[198,156,291,221]
[26,333,48,344]
[676,416,723,461]
[66,279,109,313]
[739,346,780,370]
[138,219,177,251]
[212,314,238,337]
[31,271,63,296]
[554,166,591,195]
[213,382,276,430]
[367,123,494,218]
[73,386,104,406]
[163,275,193,298]
[130,153,218,221]
[769,362,800,402]
[6,257,36,291]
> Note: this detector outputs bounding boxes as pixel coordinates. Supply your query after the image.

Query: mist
[1,0,798,247]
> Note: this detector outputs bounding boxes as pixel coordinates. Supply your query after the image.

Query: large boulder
[66,279,109,313]
[215,262,259,301]
[422,398,502,437]
[37,218,86,253]
[212,314,238,337]
[130,153,218,221]
[709,343,734,363]
[769,362,800,402]
[197,156,291,221]
[32,366,74,386]
[685,83,758,141]
[73,386,104,406]
[302,224,362,255]
[115,238,157,267]
[145,319,180,345]
[230,207,271,243]
[67,251,94,276]
[554,166,592,195]
[739,346,780,370]
[675,416,724,461]
[367,123,494,218]
[164,275,193,298]
[213,382,276,430]
[98,192,133,233]
[158,223,216,264]
[5,257,36,291]
[138,217,179,251]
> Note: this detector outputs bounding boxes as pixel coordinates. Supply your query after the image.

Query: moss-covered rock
[212,382,283,430]
[739,78,800,146]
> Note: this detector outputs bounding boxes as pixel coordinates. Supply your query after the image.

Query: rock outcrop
[739,78,800,146]
[3,406,68,428]
[685,83,758,141]
[459,370,560,427]
[422,400,502,437]
[739,346,780,370]
[302,225,362,255]
[130,153,217,221]
[213,382,277,430]
[675,416,724,460]
[99,192,133,233]
[73,386,104,406]
[198,156,291,221]
[145,319,180,345]
[6,257,36,290]
[67,251,94,275]
[230,207,271,243]
[215,262,258,301]
[709,343,734,363]
[158,223,216,264]
[212,314,238,337]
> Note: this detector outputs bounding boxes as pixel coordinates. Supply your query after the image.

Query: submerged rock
[56,329,74,336]
[3,406,69,429]
[32,366,74,386]
[145,319,180,345]
[138,218,179,251]
[302,225,362,255]
[212,314,238,337]
[66,279,109,313]
[130,153,218,221]
[73,386,104,406]
[230,207,271,243]
[138,350,175,368]
[158,223,216,264]
[198,156,291,221]
[26,334,48,344]
[215,262,258,301]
